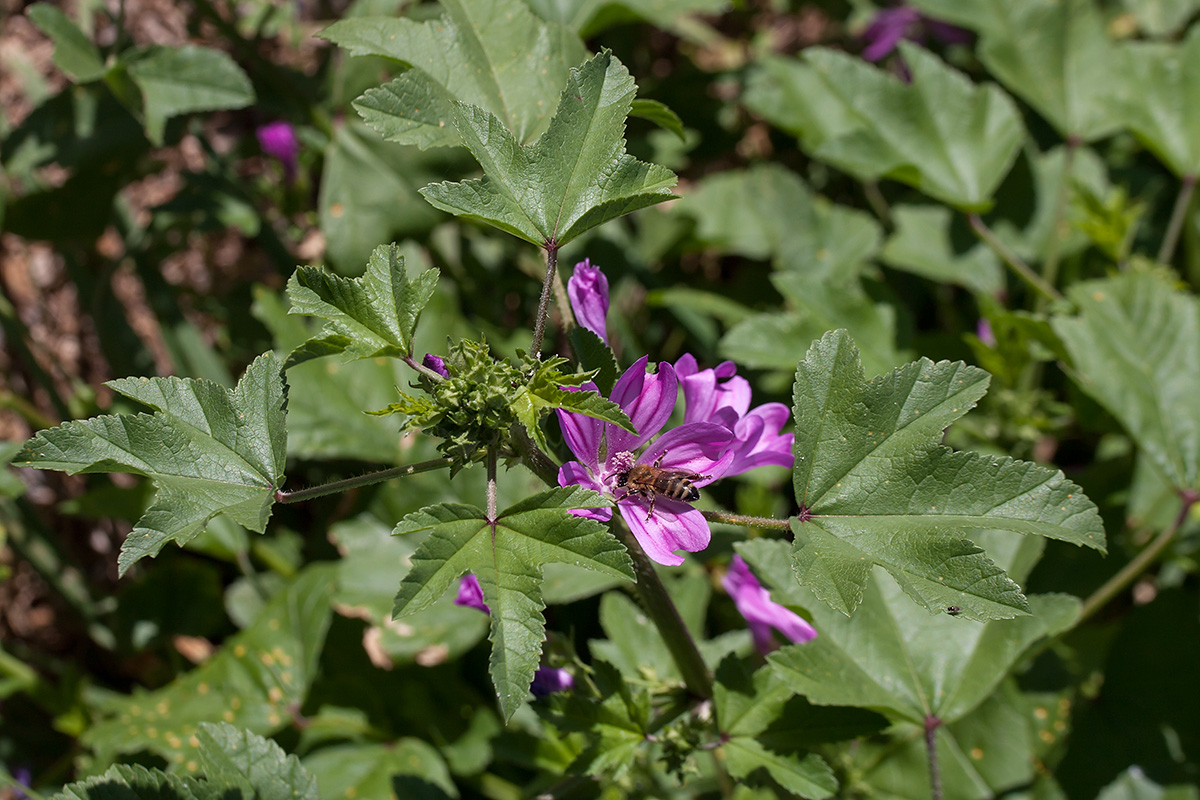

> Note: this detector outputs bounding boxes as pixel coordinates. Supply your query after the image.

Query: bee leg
[654,451,666,468]
[644,491,657,521]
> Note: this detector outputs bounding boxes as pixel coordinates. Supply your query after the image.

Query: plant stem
[486,446,498,526]
[508,422,712,698]
[274,458,453,504]
[967,214,1063,304]
[510,423,561,486]
[925,715,943,800]
[1158,174,1197,267]
[701,509,791,530]
[1076,489,1197,625]
[1038,138,1078,309]
[402,354,447,382]
[863,180,894,230]
[612,518,714,699]
[530,244,560,356]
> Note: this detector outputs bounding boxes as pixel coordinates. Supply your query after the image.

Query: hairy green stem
[510,423,561,486]
[925,716,943,800]
[1076,489,1197,625]
[701,509,791,530]
[967,214,1063,304]
[486,447,498,527]
[530,244,560,356]
[512,428,712,698]
[1158,174,1197,267]
[612,518,714,699]
[275,458,453,504]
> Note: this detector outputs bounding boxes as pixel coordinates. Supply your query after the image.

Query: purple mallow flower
[530,666,574,697]
[256,121,300,181]
[568,259,610,344]
[454,574,490,614]
[860,4,970,62]
[558,262,794,566]
[557,357,735,566]
[724,555,817,655]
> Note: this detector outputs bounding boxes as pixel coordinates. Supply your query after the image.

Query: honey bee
[614,452,708,520]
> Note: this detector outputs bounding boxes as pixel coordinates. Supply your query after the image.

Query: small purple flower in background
[12,766,32,800]
[724,555,816,655]
[860,3,970,62]
[568,259,610,344]
[454,574,489,614]
[557,357,735,565]
[530,666,574,697]
[423,353,449,378]
[975,319,996,348]
[256,121,300,181]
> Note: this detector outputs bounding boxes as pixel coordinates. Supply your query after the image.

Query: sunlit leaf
[286,243,439,367]
[419,51,677,248]
[744,44,1023,211]
[744,533,1078,724]
[16,353,287,576]
[393,486,632,719]
[912,0,1121,142]
[324,0,587,148]
[26,4,106,82]
[1110,27,1200,179]
[786,331,1105,617]
[881,204,1003,294]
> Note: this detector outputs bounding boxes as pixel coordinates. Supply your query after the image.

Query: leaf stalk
[1076,489,1197,625]
[1158,174,1197,267]
[967,214,1063,303]
[530,244,560,355]
[700,510,792,530]
[274,457,454,504]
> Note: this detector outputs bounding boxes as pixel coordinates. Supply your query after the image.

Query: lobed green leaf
[744,44,1024,212]
[419,50,677,248]
[1052,270,1200,491]
[392,486,629,719]
[126,45,255,145]
[788,331,1105,617]
[286,243,439,367]
[16,353,288,576]
[325,0,587,148]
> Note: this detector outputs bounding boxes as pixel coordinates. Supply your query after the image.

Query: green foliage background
[3,0,1200,798]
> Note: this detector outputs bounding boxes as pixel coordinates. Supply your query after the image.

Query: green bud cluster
[371,338,522,471]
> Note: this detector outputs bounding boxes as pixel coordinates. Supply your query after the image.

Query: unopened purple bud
[423,353,449,378]
[531,666,574,697]
[568,259,610,345]
[454,574,489,614]
[257,121,300,181]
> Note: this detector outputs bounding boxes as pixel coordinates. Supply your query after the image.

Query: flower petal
[556,384,604,471]
[618,497,711,566]
[608,357,677,455]
[568,259,610,344]
[723,556,816,654]
[641,422,736,484]
[558,461,613,522]
[726,403,794,475]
